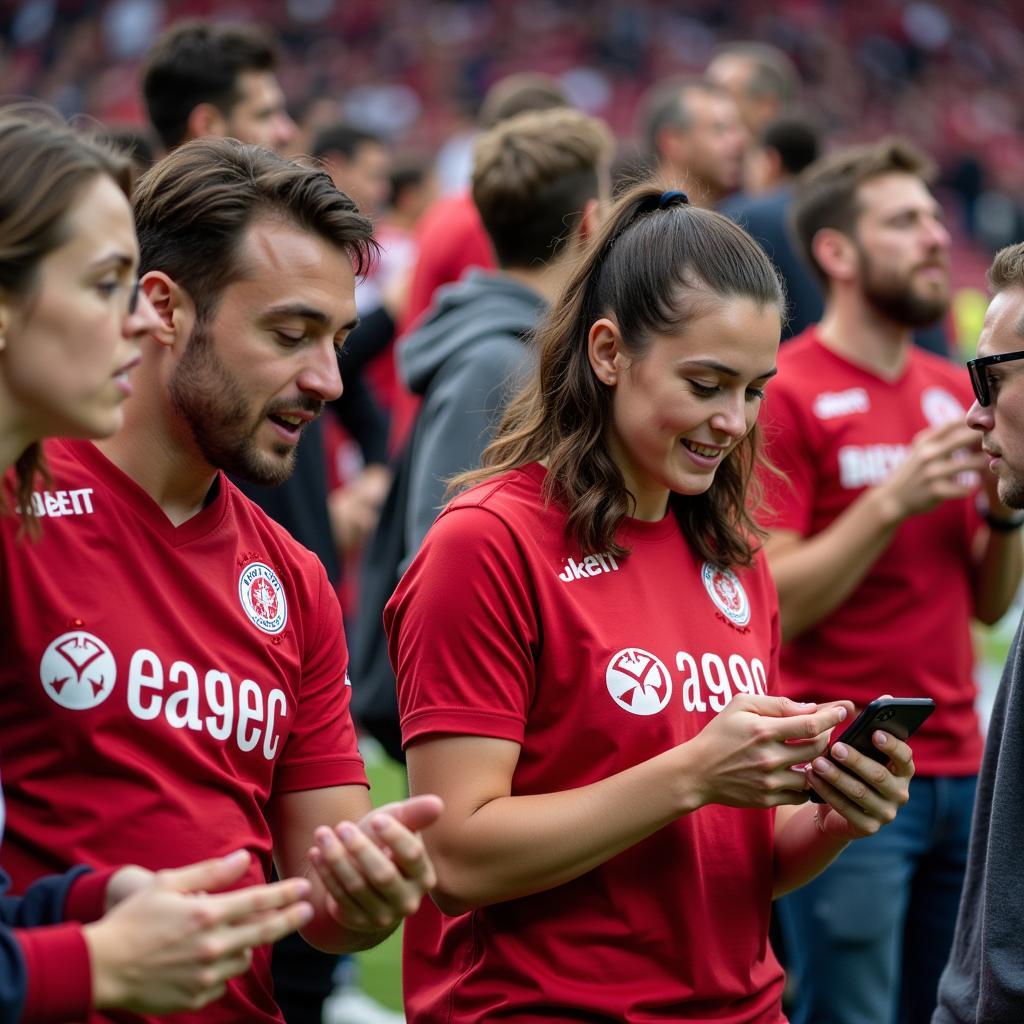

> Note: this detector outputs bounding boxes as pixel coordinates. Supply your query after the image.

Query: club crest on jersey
[238,562,288,635]
[701,563,750,627]
[605,648,673,716]
[39,630,117,710]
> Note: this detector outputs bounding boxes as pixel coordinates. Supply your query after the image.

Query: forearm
[972,527,1023,625]
[769,487,903,641]
[419,745,703,915]
[771,804,850,898]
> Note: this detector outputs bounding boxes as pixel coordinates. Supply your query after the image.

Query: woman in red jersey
[386,184,916,1022]
[0,110,313,1022]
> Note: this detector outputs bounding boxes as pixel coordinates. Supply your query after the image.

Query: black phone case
[808,697,935,803]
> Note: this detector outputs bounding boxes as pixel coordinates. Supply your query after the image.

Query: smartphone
[808,696,935,803]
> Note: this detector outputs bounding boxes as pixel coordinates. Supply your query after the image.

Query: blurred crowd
[3,0,1024,255]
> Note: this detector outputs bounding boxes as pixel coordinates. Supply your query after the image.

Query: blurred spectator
[141,20,296,153]
[706,40,801,135]
[350,106,612,764]
[389,71,570,449]
[720,115,824,339]
[638,77,746,207]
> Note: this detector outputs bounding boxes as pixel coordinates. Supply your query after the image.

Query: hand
[876,420,986,522]
[689,695,851,809]
[84,850,313,1013]
[805,729,914,840]
[308,794,442,934]
[328,464,392,557]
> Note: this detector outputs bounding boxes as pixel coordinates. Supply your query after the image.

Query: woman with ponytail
[386,182,915,1021]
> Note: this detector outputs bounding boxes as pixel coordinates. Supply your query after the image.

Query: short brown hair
[133,137,376,323]
[638,77,729,161]
[471,108,612,269]
[791,137,936,287]
[478,72,569,129]
[142,21,279,151]
[988,243,1024,294]
[0,108,132,530]
[454,181,784,569]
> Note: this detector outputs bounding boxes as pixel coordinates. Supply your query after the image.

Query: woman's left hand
[805,730,915,840]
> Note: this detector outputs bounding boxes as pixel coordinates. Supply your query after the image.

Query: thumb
[368,794,444,834]
[158,849,252,894]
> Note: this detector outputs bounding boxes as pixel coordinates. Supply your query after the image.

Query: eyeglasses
[967,349,1024,407]
[126,279,141,315]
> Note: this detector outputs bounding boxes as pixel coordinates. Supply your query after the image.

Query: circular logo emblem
[39,630,117,710]
[921,387,966,427]
[606,648,673,716]
[702,563,751,626]
[238,562,288,634]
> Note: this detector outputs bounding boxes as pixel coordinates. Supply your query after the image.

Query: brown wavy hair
[0,108,132,532]
[451,180,784,569]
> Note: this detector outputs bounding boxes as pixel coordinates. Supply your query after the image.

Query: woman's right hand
[84,850,313,1013]
[687,695,850,809]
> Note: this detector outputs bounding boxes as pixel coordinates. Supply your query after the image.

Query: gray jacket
[398,269,546,560]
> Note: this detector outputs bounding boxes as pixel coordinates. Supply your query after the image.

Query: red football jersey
[386,464,786,1023]
[0,439,367,1024]
[759,328,983,774]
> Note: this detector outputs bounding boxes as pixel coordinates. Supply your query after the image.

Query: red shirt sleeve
[275,566,368,793]
[386,505,539,747]
[758,384,818,536]
[12,922,92,1022]
[63,867,118,923]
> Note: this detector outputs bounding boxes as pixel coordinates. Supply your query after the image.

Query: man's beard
[999,473,1024,511]
[168,321,310,486]
[857,246,950,328]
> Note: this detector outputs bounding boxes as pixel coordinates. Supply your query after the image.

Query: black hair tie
[659,189,688,208]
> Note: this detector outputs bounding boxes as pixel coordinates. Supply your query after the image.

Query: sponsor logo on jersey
[19,488,95,519]
[238,562,287,634]
[605,648,673,715]
[921,386,966,427]
[558,551,620,583]
[812,388,870,420]
[39,630,116,710]
[37,632,290,759]
[838,444,909,488]
[701,563,751,627]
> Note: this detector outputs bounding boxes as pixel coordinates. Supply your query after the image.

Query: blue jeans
[777,775,977,1024]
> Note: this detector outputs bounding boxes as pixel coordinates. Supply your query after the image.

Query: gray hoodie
[398,269,546,557]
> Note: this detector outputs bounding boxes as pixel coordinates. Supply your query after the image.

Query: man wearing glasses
[757,139,1022,1024]
[935,243,1024,1024]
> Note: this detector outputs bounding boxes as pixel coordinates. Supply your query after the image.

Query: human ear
[186,102,228,142]
[811,228,857,284]
[140,272,194,349]
[587,317,624,386]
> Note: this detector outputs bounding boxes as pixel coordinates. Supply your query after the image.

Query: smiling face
[166,218,358,485]
[0,174,160,444]
[967,286,1024,508]
[596,295,781,520]
[852,172,951,327]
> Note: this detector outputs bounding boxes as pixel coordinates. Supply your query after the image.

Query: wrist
[976,494,1024,532]
[83,920,125,1010]
[666,738,709,816]
[868,484,907,530]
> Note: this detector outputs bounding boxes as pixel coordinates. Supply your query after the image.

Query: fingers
[807,733,913,834]
[219,899,315,952]
[193,876,314,926]
[771,703,848,742]
[310,818,431,932]
[370,794,444,835]
[158,850,251,894]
